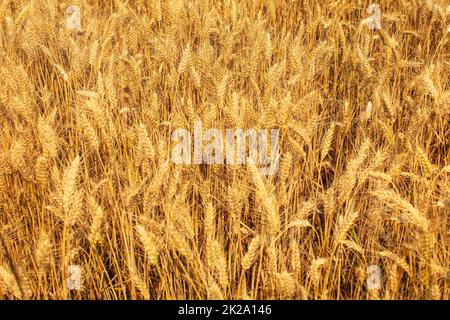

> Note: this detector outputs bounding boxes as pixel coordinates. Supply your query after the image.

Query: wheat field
[0,0,449,300]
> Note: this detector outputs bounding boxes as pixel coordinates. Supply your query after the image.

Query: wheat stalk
[372,188,430,231]
[242,235,261,271]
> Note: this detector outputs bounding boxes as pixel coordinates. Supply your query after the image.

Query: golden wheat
[0,0,448,300]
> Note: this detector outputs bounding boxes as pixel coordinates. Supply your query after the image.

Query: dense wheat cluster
[0,0,449,300]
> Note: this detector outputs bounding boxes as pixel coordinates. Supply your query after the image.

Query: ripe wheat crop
[0,0,449,300]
